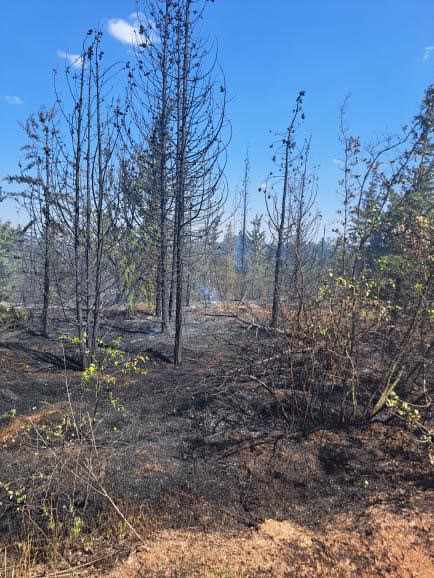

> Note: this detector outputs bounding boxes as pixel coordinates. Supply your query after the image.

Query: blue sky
[1,0,433,231]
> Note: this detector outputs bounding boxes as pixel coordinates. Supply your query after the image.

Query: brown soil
[0,307,432,577]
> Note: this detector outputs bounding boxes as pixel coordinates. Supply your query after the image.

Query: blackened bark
[41,121,51,337]
[271,138,290,329]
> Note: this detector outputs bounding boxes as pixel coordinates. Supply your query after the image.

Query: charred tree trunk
[158,0,171,332]
[271,137,290,329]
[173,0,190,365]
[239,150,249,300]
[270,92,304,328]
[41,118,52,337]
[73,57,86,364]
[90,37,105,358]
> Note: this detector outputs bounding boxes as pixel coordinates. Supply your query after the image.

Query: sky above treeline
[1,0,433,232]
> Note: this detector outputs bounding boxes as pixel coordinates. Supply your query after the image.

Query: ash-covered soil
[0,306,432,577]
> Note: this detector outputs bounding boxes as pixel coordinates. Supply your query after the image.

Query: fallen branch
[203,312,289,335]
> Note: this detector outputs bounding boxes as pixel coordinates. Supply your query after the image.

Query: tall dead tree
[172,0,227,364]
[53,39,88,361]
[53,31,124,362]
[9,109,57,336]
[239,149,249,300]
[288,138,320,326]
[131,1,175,331]
[266,91,304,328]
[156,3,171,330]
[40,113,53,337]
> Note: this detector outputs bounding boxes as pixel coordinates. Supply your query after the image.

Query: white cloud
[332,158,343,166]
[4,95,23,105]
[107,13,150,46]
[423,46,434,61]
[57,50,84,69]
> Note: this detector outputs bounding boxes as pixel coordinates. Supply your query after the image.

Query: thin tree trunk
[85,58,92,357]
[41,122,51,337]
[240,151,249,300]
[90,41,105,358]
[158,0,170,332]
[174,0,191,365]
[74,58,86,365]
[169,219,177,321]
[271,139,290,328]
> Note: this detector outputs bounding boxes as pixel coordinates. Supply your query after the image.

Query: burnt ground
[0,306,433,577]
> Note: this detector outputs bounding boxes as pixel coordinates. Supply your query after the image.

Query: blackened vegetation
[0,310,432,575]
